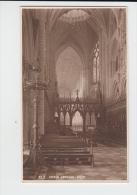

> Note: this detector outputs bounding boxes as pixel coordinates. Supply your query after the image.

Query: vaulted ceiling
[39,8,120,33]
[55,18,98,65]
[33,8,122,97]
[53,9,102,96]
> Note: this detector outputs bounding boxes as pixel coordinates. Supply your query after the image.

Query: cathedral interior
[22,8,127,181]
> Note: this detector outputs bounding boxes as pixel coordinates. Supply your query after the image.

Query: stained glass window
[93,41,99,83]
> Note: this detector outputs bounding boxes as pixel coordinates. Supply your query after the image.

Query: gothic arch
[72,109,83,119]
[55,42,85,68]
[50,8,119,38]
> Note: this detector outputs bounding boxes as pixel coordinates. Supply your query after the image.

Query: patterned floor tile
[23,145,127,181]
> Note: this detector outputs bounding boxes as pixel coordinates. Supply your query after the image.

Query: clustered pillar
[38,10,46,135]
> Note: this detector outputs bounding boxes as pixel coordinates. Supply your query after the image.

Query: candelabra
[23,52,51,169]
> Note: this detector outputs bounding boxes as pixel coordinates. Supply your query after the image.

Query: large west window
[93,41,99,83]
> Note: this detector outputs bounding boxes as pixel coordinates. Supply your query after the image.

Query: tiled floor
[23,144,127,181]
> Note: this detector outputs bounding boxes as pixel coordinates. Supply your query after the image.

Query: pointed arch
[55,41,85,68]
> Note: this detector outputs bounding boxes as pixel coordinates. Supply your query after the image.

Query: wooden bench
[40,134,94,167]
[23,135,94,167]
[40,134,76,138]
[43,153,94,166]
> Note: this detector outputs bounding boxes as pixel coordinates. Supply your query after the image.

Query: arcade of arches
[23,8,127,180]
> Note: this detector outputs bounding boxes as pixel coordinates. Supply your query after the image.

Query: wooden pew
[43,153,94,166]
[40,135,94,167]
[40,135,77,139]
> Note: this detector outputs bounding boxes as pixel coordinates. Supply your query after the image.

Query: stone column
[83,114,86,134]
[90,114,91,125]
[101,33,106,99]
[23,103,28,144]
[81,69,84,96]
[29,90,34,142]
[82,68,89,97]
[70,113,72,127]
[44,22,50,133]
[49,27,56,96]
[48,26,56,125]
[80,71,83,96]
[44,93,50,134]
[23,84,31,144]
[103,36,110,99]
[64,113,66,126]
[45,22,49,77]
[106,42,109,98]
[86,68,89,96]
[99,28,103,91]
[38,10,45,135]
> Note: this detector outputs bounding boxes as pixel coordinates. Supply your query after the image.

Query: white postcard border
[0,1,137,195]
